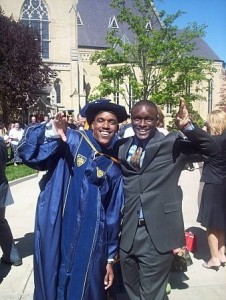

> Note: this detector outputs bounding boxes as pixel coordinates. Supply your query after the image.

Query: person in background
[123,123,134,138]
[197,110,226,270]
[114,98,219,300]
[0,124,10,148]
[77,113,87,130]
[156,105,169,136]
[67,115,77,130]
[0,124,7,139]
[18,100,128,300]
[118,120,133,139]
[4,123,15,162]
[0,136,22,266]
[28,115,38,126]
[43,115,49,123]
[8,122,24,166]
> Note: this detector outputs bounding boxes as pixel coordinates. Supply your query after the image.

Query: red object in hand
[185,231,196,252]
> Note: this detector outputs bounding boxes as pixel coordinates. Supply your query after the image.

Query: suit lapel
[141,131,163,171]
[118,138,136,171]
[119,131,164,172]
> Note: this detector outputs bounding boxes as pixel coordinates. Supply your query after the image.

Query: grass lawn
[6,163,37,182]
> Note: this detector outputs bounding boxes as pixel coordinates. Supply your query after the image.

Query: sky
[155,0,226,62]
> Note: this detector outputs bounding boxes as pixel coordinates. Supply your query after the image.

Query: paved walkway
[0,168,226,299]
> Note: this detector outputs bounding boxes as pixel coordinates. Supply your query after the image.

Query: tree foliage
[0,7,56,126]
[90,0,216,114]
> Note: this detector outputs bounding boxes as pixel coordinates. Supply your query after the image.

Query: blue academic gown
[18,125,124,300]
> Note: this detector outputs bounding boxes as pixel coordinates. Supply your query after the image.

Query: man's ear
[91,122,94,130]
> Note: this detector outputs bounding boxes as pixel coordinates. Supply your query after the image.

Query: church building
[1,0,225,120]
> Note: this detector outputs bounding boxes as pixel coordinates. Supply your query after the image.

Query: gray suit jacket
[116,125,219,253]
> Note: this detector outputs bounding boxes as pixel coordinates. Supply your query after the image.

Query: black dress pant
[120,225,173,300]
[0,207,14,259]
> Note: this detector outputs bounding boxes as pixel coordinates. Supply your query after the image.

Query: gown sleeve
[17,123,64,171]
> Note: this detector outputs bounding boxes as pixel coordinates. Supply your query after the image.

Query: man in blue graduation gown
[18,100,129,300]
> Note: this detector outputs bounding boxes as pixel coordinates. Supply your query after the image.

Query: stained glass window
[20,0,50,59]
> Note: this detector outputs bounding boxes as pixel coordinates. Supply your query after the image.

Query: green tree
[90,0,215,111]
[0,7,56,126]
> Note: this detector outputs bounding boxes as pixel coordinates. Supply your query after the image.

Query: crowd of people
[0,98,226,300]
[0,113,88,166]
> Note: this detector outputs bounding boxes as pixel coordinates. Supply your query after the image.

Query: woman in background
[0,136,22,266]
[156,105,169,136]
[197,110,226,270]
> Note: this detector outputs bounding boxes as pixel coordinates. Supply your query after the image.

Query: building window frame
[54,79,61,104]
[129,80,136,110]
[166,102,172,114]
[113,78,120,104]
[208,78,213,113]
[20,0,50,60]
[109,16,119,29]
[77,12,83,26]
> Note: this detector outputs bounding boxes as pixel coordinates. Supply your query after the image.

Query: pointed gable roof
[76,0,222,61]
[192,37,221,61]
[76,0,161,48]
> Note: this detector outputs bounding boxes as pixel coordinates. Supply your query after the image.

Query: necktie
[130,146,143,170]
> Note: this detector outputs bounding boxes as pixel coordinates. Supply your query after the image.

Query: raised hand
[52,112,67,142]
[175,97,190,130]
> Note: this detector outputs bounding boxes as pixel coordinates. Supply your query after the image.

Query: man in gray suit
[115,98,219,300]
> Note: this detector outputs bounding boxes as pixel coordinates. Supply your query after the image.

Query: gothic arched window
[20,0,50,59]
